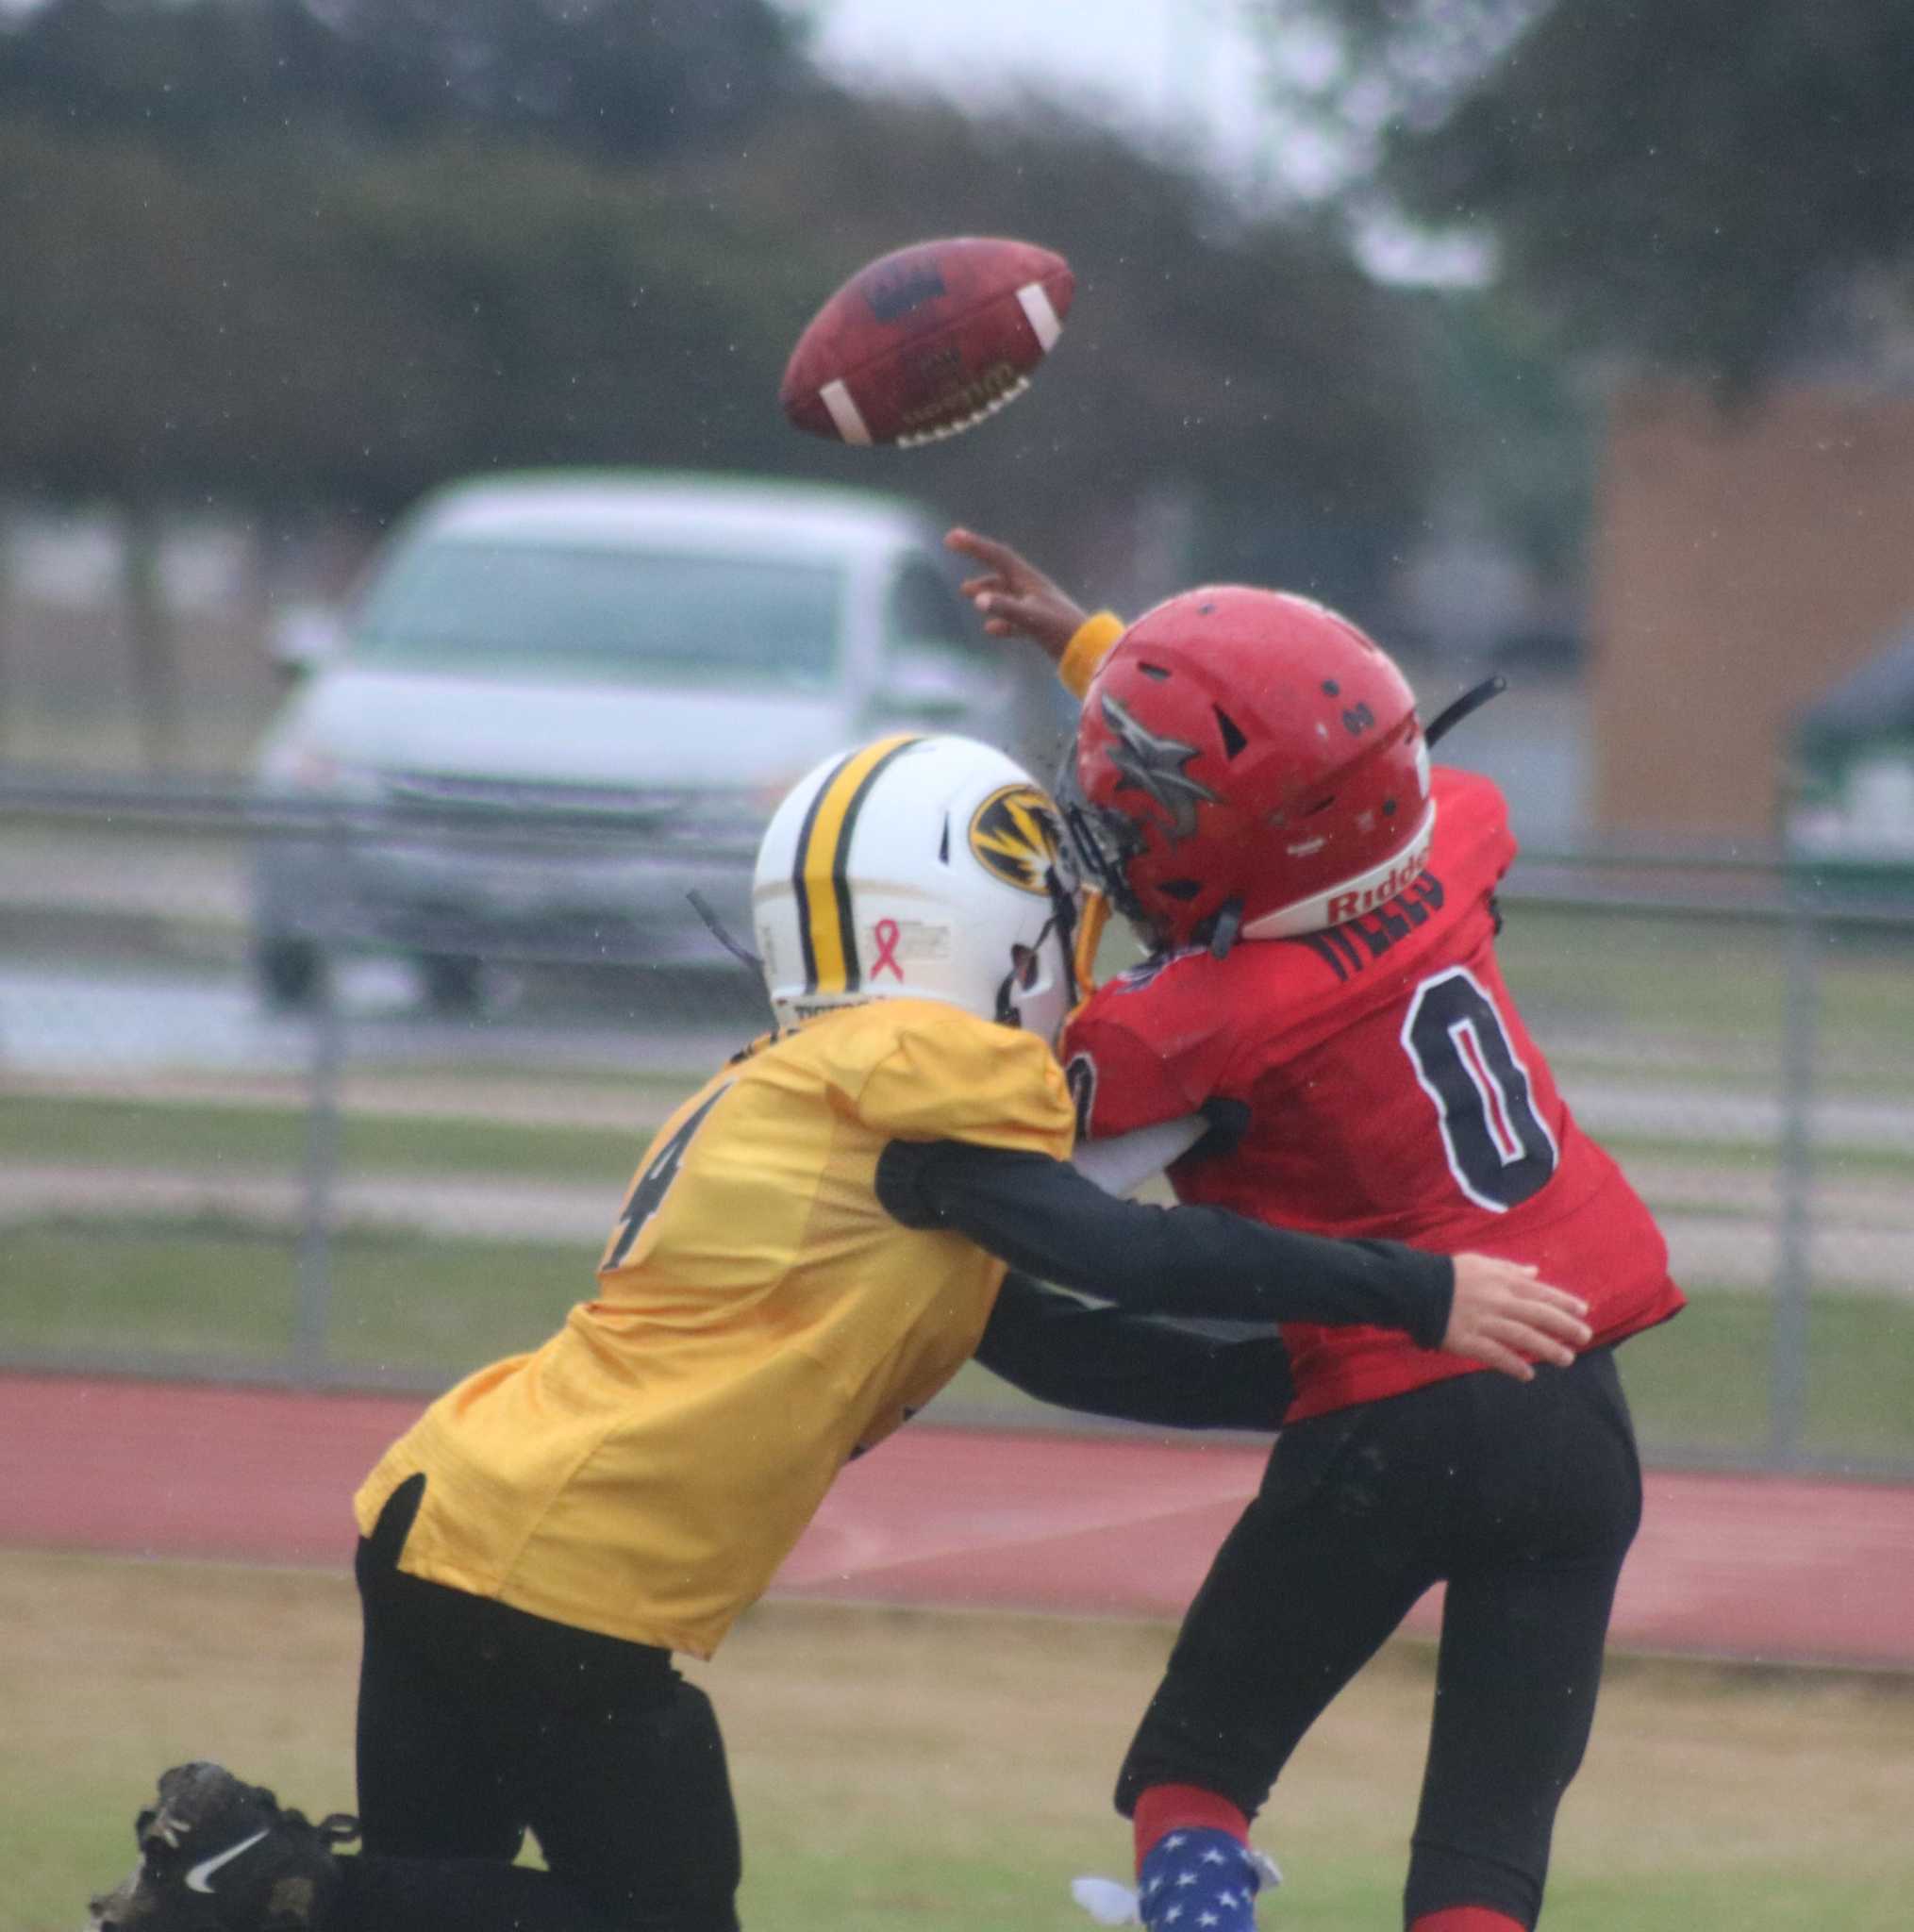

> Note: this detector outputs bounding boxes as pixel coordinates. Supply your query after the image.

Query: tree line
[1279,0,1914,391]
[0,0,1458,629]
[5,0,1903,678]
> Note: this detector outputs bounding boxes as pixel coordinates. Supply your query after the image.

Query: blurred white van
[248,470,1015,1008]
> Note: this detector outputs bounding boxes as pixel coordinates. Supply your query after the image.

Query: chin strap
[993,967,1021,1028]
[1070,888,1112,1010]
[686,891,774,1034]
[1207,897,1244,960]
[686,889,761,970]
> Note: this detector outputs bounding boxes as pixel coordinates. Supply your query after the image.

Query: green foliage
[0,117,808,511]
[1272,0,1914,386]
[0,0,815,163]
[0,0,825,510]
[1404,285,1597,575]
[0,0,1442,608]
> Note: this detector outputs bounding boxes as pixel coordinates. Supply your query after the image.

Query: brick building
[1589,381,1914,841]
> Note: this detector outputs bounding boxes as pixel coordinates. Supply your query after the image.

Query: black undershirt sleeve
[975,1273,1292,1431]
[876,1137,1454,1344]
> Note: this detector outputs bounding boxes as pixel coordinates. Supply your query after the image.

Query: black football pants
[335,1474,743,1932]
[1114,1346,1643,1931]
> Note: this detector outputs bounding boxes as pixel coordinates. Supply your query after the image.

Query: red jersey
[1060,766,1684,1422]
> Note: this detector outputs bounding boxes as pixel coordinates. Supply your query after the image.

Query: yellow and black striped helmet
[751,734,1077,1042]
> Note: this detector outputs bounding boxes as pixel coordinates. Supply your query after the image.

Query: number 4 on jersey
[1401,968,1557,1211]
[603,1083,732,1269]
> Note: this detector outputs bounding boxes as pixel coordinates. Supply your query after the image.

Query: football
[780,236,1074,447]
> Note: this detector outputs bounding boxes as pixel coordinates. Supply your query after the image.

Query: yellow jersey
[353,997,1074,1657]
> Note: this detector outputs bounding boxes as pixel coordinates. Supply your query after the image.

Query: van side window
[887,559,969,651]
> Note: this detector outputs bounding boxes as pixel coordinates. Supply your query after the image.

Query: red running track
[7,1374,1914,1671]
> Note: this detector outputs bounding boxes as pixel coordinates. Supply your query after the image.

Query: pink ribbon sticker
[871,918,905,981]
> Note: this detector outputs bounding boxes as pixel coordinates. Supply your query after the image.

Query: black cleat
[88,1762,358,1932]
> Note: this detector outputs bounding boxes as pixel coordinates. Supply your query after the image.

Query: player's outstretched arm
[878,1139,1589,1371]
[976,1272,1292,1431]
[1442,1256,1589,1379]
[944,525,1088,662]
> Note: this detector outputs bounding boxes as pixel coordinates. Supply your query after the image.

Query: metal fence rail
[4,777,1911,1475]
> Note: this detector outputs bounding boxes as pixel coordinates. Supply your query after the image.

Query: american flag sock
[1133,1785,1268,1931]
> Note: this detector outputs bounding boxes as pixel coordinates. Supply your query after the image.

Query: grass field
[5,914,1911,1471]
[8,1549,1913,1932]
[0,1092,647,1190]
[7,1214,1912,1463]
[8,1073,1914,1186]
[1494,904,1914,1057]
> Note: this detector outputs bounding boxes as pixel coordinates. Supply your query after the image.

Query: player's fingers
[1498,1313,1580,1366]
[983,593,1051,631]
[1510,1295,1591,1342]
[1474,1261,1589,1323]
[1493,1263,1544,1288]
[1496,1268,1582,1307]
[1456,1253,1540,1284]
[1471,1338,1536,1382]
[975,601,1022,636]
[945,526,1018,571]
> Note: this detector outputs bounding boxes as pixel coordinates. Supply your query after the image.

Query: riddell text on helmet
[1324,839,1434,928]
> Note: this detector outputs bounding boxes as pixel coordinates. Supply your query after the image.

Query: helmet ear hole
[1213,706,1247,759]
[1138,662,1172,681]
[1157,879,1203,902]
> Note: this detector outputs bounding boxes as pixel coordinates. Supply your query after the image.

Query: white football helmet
[753,733,1079,1046]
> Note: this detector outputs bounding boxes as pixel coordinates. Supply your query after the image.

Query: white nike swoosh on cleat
[185,1830,271,1893]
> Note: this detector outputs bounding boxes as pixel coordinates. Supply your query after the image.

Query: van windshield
[351,539,845,688]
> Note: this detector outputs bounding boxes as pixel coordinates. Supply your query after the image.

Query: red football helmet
[1068,586,1434,951]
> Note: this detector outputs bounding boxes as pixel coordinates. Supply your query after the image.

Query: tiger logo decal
[968,784,1063,895]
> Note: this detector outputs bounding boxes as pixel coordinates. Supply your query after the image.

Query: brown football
[780,236,1074,447]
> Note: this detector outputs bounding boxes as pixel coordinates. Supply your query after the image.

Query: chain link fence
[4,776,1911,1474]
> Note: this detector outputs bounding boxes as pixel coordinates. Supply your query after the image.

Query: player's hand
[1441,1255,1591,1381]
[945,525,1089,664]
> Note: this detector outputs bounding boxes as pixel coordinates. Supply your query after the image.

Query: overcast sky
[790,0,1489,281]
[788,0,1313,196]
[0,0,1313,196]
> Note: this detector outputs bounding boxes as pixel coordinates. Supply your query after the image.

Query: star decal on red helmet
[1098,692,1217,842]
